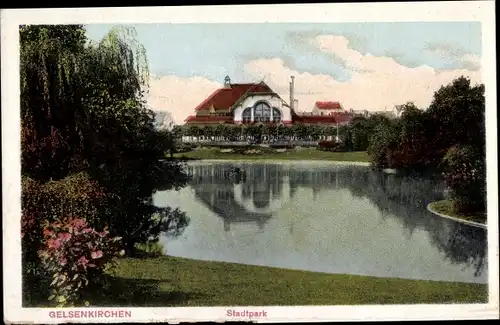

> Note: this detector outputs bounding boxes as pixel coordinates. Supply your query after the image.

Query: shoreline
[427,202,487,229]
[184,159,372,166]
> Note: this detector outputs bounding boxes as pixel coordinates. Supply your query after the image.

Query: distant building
[152,110,174,130]
[183,76,354,127]
[312,101,344,115]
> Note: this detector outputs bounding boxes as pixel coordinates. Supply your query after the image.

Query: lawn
[428,200,486,225]
[24,256,486,307]
[174,149,371,163]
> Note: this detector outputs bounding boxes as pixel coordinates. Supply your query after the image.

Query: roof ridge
[229,82,266,110]
[231,81,263,85]
[194,88,224,111]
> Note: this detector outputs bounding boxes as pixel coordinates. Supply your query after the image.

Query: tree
[21,25,89,181]
[307,125,322,141]
[20,25,190,257]
[171,125,184,140]
[263,123,277,141]
[224,125,240,141]
[393,102,429,169]
[427,76,485,152]
[186,125,201,141]
[215,124,230,141]
[245,124,262,141]
[367,75,486,214]
[348,116,372,151]
[281,124,294,139]
[368,120,401,169]
[442,145,486,215]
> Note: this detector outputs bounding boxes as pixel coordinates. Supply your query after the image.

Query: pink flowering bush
[38,217,124,306]
[21,174,109,276]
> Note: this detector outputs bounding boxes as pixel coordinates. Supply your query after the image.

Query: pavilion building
[183,76,353,127]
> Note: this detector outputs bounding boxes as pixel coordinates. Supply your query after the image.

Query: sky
[85,22,482,124]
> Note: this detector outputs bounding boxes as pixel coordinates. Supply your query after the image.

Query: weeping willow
[21,24,189,255]
[21,25,89,180]
[20,25,152,181]
[97,26,149,88]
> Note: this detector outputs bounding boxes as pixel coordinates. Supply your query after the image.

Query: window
[273,107,281,123]
[242,107,252,123]
[254,102,271,122]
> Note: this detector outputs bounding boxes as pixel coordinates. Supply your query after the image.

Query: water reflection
[156,162,487,283]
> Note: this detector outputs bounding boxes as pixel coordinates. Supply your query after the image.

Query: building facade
[184,76,353,127]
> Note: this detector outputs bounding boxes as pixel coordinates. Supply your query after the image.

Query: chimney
[289,76,295,111]
[224,75,231,88]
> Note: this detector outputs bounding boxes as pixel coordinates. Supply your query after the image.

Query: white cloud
[146,35,482,123]
[146,75,221,124]
[459,53,481,70]
[423,41,481,71]
[243,35,482,112]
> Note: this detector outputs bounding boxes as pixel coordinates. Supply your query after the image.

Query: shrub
[134,241,165,258]
[317,140,339,152]
[38,217,124,307]
[442,145,486,215]
[22,172,108,227]
[175,143,194,153]
[21,173,109,276]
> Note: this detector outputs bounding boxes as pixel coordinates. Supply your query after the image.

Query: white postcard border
[2,2,498,323]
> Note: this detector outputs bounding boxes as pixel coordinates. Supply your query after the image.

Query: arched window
[272,107,281,123]
[242,107,252,123]
[254,102,271,122]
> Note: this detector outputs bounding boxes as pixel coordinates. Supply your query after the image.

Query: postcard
[2,2,498,323]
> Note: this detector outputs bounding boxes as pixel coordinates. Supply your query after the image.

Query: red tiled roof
[184,115,234,124]
[294,113,353,124]
[294,115,337,124]
[194,83,273,111]
[315,101,343,110]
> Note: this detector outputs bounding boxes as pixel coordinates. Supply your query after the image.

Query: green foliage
[368,77,485,172]
[21,173,108,276]
[134,241,166,258]
[317,140,341,152]
[20,25,89,180]
[367,120,401,169]
[175,142,195,153]
[442,145,486,215]
[22,173,108,225]
[38,217,124,306]
[427,77,485,151]
[365,77,486,214]
[20,24,190,258]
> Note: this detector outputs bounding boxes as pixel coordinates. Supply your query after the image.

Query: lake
[154,161,488,284]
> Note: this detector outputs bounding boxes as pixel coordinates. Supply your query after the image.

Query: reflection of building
[194,183,272,231]
[186,164,347,232]
[187,165,274,231]
[184,76,353,126]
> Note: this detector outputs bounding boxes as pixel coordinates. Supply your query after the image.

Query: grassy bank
[428,200,486,225]
[24,256,485,307]
[174,149,370,162]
